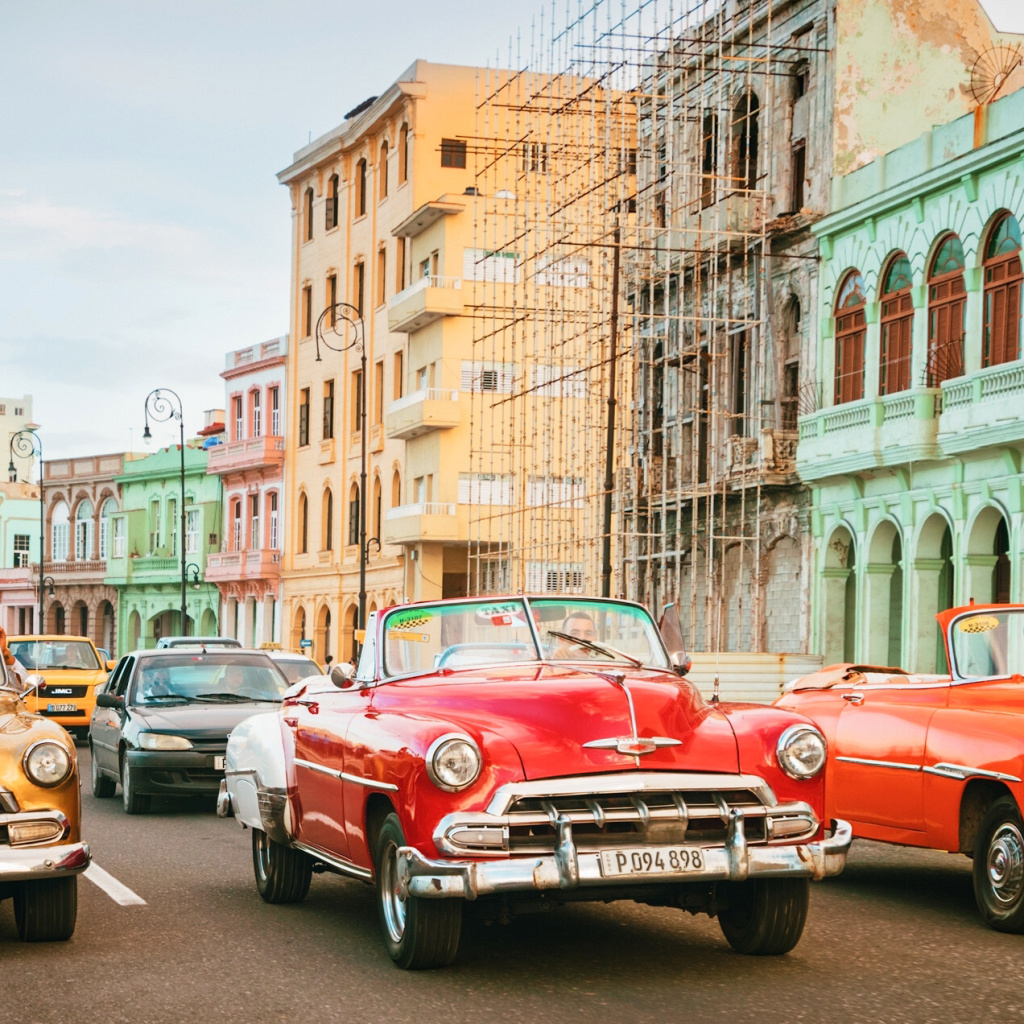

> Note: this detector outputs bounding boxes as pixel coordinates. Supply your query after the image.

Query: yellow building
[279,61,488,662]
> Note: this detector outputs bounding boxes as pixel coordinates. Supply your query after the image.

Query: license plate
[213,756,225,770]
[47,703,77,713]
[599,846,707,877]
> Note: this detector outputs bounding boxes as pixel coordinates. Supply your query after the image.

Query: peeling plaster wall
[835,0,1024,176]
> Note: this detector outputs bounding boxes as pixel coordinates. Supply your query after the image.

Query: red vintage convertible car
[777,602,1024,933]
[219,596,850,968]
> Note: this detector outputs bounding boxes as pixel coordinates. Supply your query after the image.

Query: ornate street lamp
[8,428,45,631]
[142,388,189,636]
[315,301,369,638]
[186,562,202,591]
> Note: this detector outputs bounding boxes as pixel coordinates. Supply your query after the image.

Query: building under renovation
[468,0,832,658]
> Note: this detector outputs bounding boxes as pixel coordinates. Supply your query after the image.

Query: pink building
[205,336,288,646]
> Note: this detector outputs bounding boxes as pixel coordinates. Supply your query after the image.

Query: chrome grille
[505,789,768,850]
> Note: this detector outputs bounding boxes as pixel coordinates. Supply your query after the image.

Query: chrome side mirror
[330,663,356,689]
[670,651,692,677]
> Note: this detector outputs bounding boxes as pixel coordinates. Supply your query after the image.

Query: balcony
[206,549,282,583]
[382,503,458,545]
[124,555,180,583]
[386,388,461,440]
[387,276,465,333]
[937,362,1024,454]
[206,436,285,475]
[46,559,107,578]
[797,389,942,481]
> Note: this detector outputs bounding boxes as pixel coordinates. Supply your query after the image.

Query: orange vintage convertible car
[776,601,1024,933]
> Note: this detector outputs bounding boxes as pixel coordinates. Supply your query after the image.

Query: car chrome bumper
[398,815,852,901]
[0,841,91,882]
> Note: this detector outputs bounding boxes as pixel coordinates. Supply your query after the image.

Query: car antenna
[711,674,720,704]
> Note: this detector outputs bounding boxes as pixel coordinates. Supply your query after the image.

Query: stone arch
[344,602,359,663]
[911,511,955,673]
[315,602,332,665]
[128,610,142,653]
[70,599,89,638]
[764,535,801,653]
[201,608,217,635]
[863,518,904,666]
[821,524,856,664]
[290,604,307,652]
[965,504,1011,605]
[97,599,115,653]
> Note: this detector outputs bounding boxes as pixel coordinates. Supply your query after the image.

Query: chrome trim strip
[923,762,1023,783]
[292,841,373,881]
[340,771,398,792]
[293,758,398,791]
[836,756,921,772]
[401,819,853,899]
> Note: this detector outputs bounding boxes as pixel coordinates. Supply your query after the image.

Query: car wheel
[90,743,116,798]
[717,877,809,955]
[14,877,77,942]
[374,812,461,969]
[973,796,1024,932]
[121,756,150,814]
[252,828,312,903]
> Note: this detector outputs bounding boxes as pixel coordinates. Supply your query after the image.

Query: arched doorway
[316,604,332,665]
[912,513,955,673]
[98,600,114,653]
[290,605,307,653]
[128,610,141,652]
[71,600,89,638]
[965,506,1010,605]
[51,602,66,635]
[865,520,903,666]
[201,608,218,635]
[821,525,855,664]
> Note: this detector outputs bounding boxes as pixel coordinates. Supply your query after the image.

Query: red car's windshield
[380,598,669,677]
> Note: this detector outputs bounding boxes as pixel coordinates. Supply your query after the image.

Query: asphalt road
[4,748,1022,1024]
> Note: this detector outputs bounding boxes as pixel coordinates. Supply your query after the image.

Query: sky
[0,0,544,460]
[2,0,1023,462]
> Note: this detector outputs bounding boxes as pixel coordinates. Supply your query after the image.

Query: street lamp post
[315,301,369,637]
[142,389,189,637]
[8,429,45,631]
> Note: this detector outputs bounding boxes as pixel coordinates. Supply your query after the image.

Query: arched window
[834,271,866,404]
[731,92,759,192]
[304,186,314,242]
[927,233,966,385]
[323,489,334,551]
[357,159,367,217]
[52,501,70,562]
[75,500,94,560]
[232,500,242,550]
[99,497,117,560]
[372,475,382,544]
[392,470,401,508]
[299,493,308,554]
[399,123,409,183]
[379,140,389,200]
[326,172,339,230]
[348,483,360,547]
[880,253,913,395]
[781,295,800,429]
[983,212,1022,367]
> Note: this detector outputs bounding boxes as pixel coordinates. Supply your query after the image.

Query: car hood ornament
[583,735,682,756]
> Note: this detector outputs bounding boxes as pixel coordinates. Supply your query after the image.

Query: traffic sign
[299,639,312,648]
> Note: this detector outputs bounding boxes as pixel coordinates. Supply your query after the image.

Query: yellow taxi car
[0,627,90,940]
[7,635,114,741]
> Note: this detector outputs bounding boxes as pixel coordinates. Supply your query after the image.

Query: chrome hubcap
[380,840,406,943]
[987,822,1024,907]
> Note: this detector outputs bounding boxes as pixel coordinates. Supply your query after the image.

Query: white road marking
[84,862,147,906]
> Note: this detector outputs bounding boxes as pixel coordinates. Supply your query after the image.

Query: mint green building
[104,444,222,655]
[798,87,1024,673]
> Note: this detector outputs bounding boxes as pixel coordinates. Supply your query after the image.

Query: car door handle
[296,699,319,714]
[842,692,864,704]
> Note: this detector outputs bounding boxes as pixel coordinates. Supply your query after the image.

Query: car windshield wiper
[546,630,644,668]
[192,692,259,703]
[143,692,194,703]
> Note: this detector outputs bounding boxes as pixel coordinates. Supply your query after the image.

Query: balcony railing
[387,276,465,333]
[937,361,1024,454]
[206,436,285,474]
[206,549,282,583]
[382,502,458,545]
[386,388,461,440]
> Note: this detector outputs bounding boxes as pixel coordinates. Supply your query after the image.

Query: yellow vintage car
[7,634,114,741]
[0,627,90,940]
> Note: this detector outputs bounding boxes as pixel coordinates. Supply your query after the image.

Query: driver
[222,664,250,696]
[551,611,599,660]
[141,666,173,699]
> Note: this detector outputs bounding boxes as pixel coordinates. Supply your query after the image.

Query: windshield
[273,657,322,684]
[381,598,668,677]
[129,654,288,705]
[10,639,100,671]
[950,609,1024,679]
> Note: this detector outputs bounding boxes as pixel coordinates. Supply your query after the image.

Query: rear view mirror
[330,663,356,689]
[658,603,691,677]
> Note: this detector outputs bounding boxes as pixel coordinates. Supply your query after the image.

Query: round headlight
[776,724,826,780]
[138,733,193,751]
[427,734,482,792]
[23,740,73,788]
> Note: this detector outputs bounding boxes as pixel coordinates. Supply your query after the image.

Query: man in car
[141,666,173,699]
[550,611,600,659]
